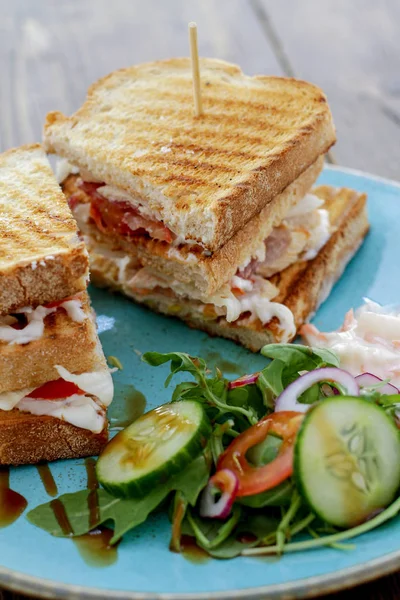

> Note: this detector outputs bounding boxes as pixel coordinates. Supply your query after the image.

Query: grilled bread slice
[86,186,368,351]
[0,410,108,465]
[0,291,104,394]
[44,58,335,251]
[63,156,324,299]
[0,144,89,315]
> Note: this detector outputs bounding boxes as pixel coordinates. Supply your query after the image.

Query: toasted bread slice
[0,291,105,394]
[0,410,107,465]
[86,186,368,351]
[0,144,89,315]
[44,58,335,251]
[63,157,323,299]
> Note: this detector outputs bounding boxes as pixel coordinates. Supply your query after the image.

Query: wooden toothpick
[188,22,203,117]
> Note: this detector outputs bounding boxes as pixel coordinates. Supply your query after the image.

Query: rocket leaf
[27,454,210,545]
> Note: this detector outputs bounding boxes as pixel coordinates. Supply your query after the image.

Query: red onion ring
[228,372,259,389]
[356,373,399,395]
[199,469,239,519]
[275,367,359,413]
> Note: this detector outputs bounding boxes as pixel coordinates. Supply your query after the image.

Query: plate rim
[3,164,400,600]
[0,546,400,600]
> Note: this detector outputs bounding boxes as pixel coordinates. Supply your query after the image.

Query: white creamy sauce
[231,275,253,292]
[286,193,324,218]
[90,245,296,341]
[0,298,86,345]
[59,298,86,323]
[302,209,331,260]
[204,276,295,340]
[301,300,400,387]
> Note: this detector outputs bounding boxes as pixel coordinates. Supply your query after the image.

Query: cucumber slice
[294,396,400,528]
[97,401,210,498]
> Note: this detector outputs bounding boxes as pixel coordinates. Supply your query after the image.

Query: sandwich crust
[64,156,324,298]
[44,58,335,250]
[0,409,108,465]
[86,186,369,351]
[0,144,89,315]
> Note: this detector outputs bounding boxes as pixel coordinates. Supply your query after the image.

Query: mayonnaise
[0,297,87,345]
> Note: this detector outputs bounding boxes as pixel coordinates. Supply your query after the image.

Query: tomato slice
[217,411,303,497]
[83,183,174,243]
[27,378,85,400]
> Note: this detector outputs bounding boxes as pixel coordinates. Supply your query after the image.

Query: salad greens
[28,454,210,544]
[27,344,400,559]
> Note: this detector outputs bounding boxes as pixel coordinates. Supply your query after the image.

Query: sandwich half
[0,144,113,464]
[43,58,348,349]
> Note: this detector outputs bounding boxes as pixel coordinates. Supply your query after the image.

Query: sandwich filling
[0,366,113,433]
[0,295,86,345]
[62,163,331,268]
[64,173,332,298]
[85,239,297,342]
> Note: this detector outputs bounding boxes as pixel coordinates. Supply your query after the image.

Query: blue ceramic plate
[1,166,400,600]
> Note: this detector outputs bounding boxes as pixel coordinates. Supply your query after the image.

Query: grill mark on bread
[103,114,307,149]
[0,145,81,270]
[99,82,326,120]
[44,58,336,249]
[111,99,324,135]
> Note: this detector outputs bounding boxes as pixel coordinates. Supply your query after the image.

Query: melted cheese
[17,394,105,433]
[0,389,32,411]
[56,158,80,183]
[301,300,400,387]
[0,298,87,345]
[55,365,114,407]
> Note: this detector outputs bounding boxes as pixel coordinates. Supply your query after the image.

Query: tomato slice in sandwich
[27,378,85,400]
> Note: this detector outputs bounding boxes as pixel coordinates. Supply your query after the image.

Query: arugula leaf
[261,344,339,370]
[237,480,293,508]
[171,381,203,402]
[185,506,242,550]
[257,359,285,406]
[227,384,265,421]
[142,352,207,386]
[143,351,258,425]
[188,513,280,559]
[27,455,210,544]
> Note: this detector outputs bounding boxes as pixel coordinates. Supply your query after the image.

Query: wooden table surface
[0,0,399,598]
